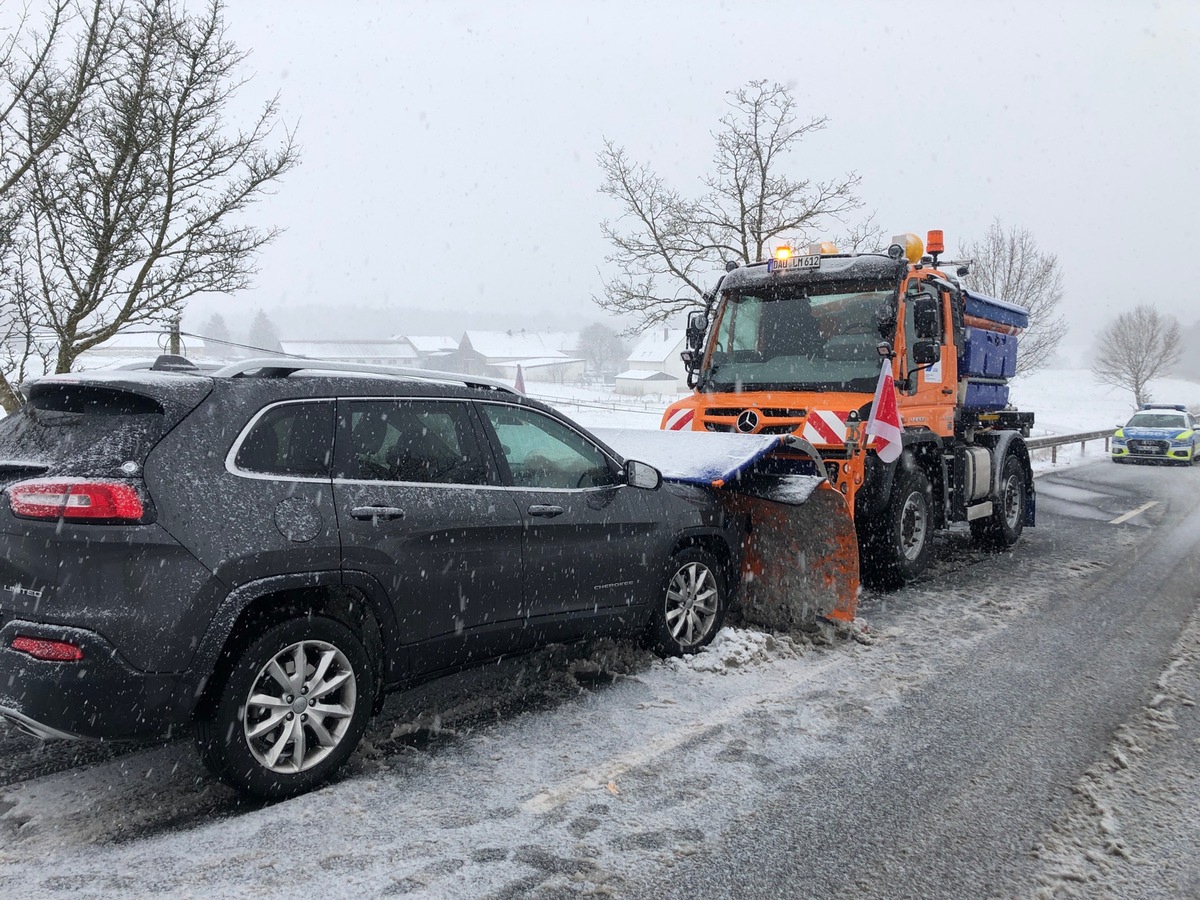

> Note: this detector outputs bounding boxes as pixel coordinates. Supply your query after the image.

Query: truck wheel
[648,548,726,657]
[860,465,933,590]
[970,453,1026,549]
[194,616,374,799]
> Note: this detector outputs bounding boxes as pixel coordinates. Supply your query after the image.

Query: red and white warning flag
[865,358,902,463]
[514,364,526,394]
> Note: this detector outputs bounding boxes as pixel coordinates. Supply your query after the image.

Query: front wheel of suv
[648,548,726,657]
[194,616,374,799]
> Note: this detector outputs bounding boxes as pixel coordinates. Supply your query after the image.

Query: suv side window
[234,401,334,478]
[334,399,491,485]
[480,403,617,490]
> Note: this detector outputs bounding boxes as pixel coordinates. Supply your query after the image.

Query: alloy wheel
[665,561,720,649]
[242,640,357,774]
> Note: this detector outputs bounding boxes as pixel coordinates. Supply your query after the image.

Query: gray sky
[191,0,1199,359]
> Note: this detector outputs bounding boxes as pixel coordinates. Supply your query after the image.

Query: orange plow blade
[721,480,859,629]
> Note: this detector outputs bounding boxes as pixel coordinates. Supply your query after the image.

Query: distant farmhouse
[277,338,419,367]
[616,328,687,396]
[441,331,583,383]
[76,331,208,368]
[404,335,459,369]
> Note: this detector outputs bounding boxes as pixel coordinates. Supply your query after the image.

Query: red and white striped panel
[664,407,695,431]
[801,410,848,446]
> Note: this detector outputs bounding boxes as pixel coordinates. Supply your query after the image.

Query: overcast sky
[189,0,1198,359]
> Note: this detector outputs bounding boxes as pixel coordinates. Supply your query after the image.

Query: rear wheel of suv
[648,548,726,657]
[194,616,373,799]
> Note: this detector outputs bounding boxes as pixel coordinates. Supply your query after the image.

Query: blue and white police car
[1112,404,1198,465]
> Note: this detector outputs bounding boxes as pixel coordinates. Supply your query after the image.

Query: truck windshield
[700,283,896,392]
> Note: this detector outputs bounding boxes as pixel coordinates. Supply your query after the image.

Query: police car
[1112,404,1198,465]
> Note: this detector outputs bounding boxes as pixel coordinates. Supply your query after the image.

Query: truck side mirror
[913,295,940,340]
[912,340,940,365]
[686,310,708,351]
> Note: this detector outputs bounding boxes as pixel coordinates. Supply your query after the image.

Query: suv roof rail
[209,357,519,394]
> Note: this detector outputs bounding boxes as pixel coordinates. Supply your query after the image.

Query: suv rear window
[0,384,169,476]
[234,401,335,478]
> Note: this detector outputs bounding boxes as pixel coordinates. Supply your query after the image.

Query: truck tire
[859,465,933,590]
[970,453,1026,549]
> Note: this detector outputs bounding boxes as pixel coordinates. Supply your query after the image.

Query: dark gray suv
[0,358,742,798]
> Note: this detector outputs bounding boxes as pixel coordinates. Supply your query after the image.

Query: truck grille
[703,408,806,436]
[1128,440,1168,456]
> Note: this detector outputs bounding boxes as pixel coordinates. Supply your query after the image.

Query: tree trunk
[0,375,23,414]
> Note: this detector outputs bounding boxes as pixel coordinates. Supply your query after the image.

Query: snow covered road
[1,458,1198,898]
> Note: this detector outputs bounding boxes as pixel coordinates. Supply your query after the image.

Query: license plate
[768,254,821,273]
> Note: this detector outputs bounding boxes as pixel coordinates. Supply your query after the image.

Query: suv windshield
[701,282,895,392]
[1127,413,1187,429]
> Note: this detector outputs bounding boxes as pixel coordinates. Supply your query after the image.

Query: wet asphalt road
[632,458,1200,899]
[2,457,1198,898]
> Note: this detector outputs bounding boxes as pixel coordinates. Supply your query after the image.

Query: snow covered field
[528,367,1200,474]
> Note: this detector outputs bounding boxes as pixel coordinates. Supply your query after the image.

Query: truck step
[966,500,994,521]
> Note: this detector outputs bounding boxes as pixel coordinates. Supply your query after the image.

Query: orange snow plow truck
[661,230,1035,625]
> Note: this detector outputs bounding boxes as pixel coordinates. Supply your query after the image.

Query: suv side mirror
[912,340,940,365]
[686,310,708,351]
[625,459,662,490]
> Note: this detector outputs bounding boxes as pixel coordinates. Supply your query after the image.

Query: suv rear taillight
[11,636,84,661]
[6,479,146,523]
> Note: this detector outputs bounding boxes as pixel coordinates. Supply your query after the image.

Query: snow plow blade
[719,481,859,628]
[590,429,859,629]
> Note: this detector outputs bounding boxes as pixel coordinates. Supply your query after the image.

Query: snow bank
[662,627,805,674]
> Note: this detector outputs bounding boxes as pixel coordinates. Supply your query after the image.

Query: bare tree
[1,1,111,202]
[576,322,627,380]
[959,220,1067,373]
[0,1,113,409]
[1092,304,1182,408]
[596,80,868,332]
[0,0,297,412]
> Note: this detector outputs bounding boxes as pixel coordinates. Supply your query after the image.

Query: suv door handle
[527,505,565,518]
[351,506,406,521]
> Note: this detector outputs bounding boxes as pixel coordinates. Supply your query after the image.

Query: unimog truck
[662,230,1036,589]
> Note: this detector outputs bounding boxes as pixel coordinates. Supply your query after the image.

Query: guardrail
[1026,429,1112,463]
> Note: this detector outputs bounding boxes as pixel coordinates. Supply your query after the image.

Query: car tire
[648,548,726,657]
[860,464,934,590]
[970,453,1026,550]
[194,616,374,799]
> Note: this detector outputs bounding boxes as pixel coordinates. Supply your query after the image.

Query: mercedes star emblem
[736,409,760,433]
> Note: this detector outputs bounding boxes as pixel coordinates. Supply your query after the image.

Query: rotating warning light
[926,229,945,255]
[889,233,924,264]
[774,246,792,261]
